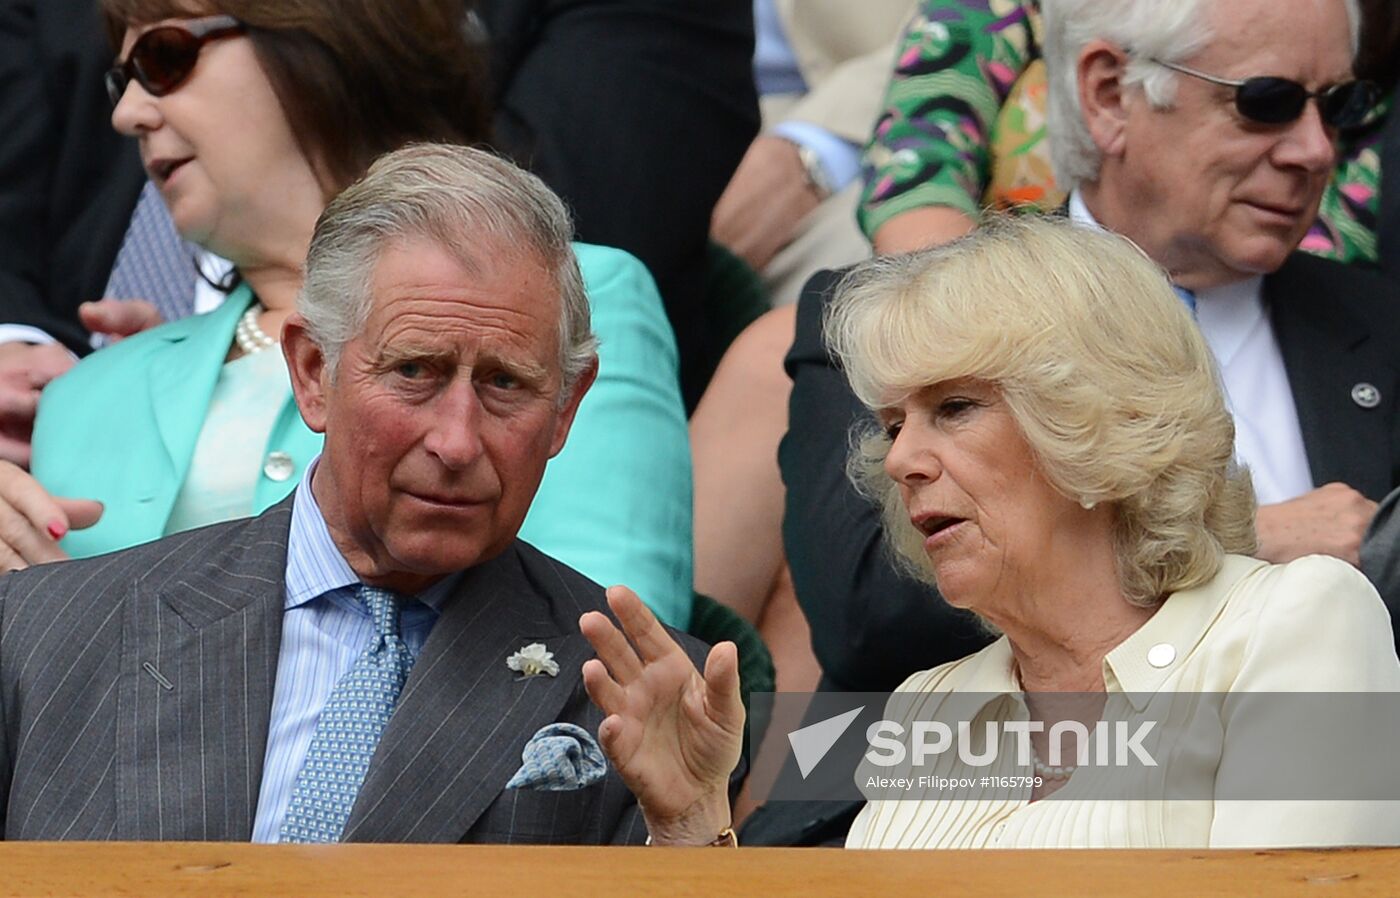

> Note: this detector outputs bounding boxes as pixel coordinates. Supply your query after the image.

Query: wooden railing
[0,843,1396,897]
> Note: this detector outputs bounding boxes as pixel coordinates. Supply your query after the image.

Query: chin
[385,534,496,577]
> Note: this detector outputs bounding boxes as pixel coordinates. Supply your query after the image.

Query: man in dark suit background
[0,143,730,844]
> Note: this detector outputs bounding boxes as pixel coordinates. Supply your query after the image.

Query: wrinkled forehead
[361,236,563,359]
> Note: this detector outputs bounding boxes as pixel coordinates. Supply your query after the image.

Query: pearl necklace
[1031,752,1078,781]
[234,305,276,355]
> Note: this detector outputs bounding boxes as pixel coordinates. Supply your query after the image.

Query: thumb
[80,299,164,339]
[702,641,744,731]
[54,497,104,531]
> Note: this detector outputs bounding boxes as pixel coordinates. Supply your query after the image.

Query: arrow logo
[787,706,865,779]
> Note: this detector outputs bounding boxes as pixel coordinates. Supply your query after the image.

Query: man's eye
[395,361,425,379]
[487,371,520,390]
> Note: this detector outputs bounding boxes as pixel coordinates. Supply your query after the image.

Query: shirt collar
[285,456,458,613]
[1192,277,1266,368]
[1067,190,1104,232]
[1068,191,1266,366]
[1102,554,1266,706]
[944,556,1267,713]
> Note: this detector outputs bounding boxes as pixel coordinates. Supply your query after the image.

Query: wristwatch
[789,140,833,200]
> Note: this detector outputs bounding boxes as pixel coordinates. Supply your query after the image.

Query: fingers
[56,497,104,531]
[80,299,164,340]
[581,657,627,717]
[578,609,643,683]
[701,641,745,731]
[21,343,76,386]
[605,584,679,664]
[0,463,94,570]
[0,387,38,420]
[0,434,32,468]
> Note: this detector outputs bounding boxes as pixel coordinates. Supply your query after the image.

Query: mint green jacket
[32,243,693,627]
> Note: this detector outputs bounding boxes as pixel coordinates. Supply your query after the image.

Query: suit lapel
[1267,257,1399,499]
[343,544,596,843]
[114,500,292,840]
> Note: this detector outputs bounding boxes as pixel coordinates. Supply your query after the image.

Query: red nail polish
[47,522,66,541]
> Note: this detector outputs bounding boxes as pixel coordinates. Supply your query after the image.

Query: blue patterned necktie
[102,180,199,327]
[278,585,415,843]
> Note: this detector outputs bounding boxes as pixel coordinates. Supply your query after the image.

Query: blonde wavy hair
[824,215,1257,608]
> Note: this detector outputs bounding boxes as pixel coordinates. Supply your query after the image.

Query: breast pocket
[464,780,607,845]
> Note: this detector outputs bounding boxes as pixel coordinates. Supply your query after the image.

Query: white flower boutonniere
[507,642,560,679]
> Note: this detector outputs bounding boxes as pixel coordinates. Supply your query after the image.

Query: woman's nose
[110,80,161,136]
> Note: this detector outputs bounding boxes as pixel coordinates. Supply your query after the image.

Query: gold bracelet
[644,826,738,848]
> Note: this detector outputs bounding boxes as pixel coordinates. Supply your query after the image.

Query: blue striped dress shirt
[250,458,459,843]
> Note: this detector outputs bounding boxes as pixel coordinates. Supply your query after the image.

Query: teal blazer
[32,243,694,627]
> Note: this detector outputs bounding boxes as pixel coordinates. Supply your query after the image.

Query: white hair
[1044,0,1362,188]
[298,143,597,398]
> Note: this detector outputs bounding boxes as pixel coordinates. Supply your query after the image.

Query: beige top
[847,555,1400,849]
[771,0,916,141]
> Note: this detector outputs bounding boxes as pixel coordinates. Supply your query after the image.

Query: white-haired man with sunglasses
[1043,0,1400,592]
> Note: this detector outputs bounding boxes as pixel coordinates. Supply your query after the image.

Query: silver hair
[297,142,597,398]
[1044,0,1362,188]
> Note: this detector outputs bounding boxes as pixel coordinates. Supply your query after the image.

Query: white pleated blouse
[846,555,1400,849]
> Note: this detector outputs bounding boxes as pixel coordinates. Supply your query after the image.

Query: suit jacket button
[263,451,295,482]
[1351,383,1381,409]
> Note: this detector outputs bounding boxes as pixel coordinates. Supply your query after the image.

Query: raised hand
[580,585,744,846]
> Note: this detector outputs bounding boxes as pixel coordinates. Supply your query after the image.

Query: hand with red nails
[0,460,102,571]
[579,585,744,846]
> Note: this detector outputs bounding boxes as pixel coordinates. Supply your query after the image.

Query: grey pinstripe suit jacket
[0,498,674,843]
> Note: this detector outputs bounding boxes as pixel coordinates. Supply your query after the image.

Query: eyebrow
[376,345,551,384]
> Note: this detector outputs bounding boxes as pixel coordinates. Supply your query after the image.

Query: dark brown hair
[101,0,493,193]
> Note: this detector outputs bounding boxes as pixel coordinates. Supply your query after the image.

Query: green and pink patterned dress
[860,0,1387,265]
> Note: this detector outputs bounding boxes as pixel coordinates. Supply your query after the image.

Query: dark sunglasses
[1151,58,1378,130]
[105,15,246,107]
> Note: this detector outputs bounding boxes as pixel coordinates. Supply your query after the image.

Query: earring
[1080,498,1097,510]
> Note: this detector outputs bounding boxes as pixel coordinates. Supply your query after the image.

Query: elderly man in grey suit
[0,143,742,845]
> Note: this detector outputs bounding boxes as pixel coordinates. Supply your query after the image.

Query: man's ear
[281,313,330,435]
[548,357,599,458]
[1078,40,1133,159]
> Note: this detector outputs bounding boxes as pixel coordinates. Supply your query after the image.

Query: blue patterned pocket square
[506,723,609,791]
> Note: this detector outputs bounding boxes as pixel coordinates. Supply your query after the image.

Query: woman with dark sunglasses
[0,0,697,629]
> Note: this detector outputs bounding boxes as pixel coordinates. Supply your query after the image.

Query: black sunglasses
[105,15,246,107]
[1151,58,1378,130]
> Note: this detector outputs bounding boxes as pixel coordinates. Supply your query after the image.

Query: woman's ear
[1077,40,1133,160]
